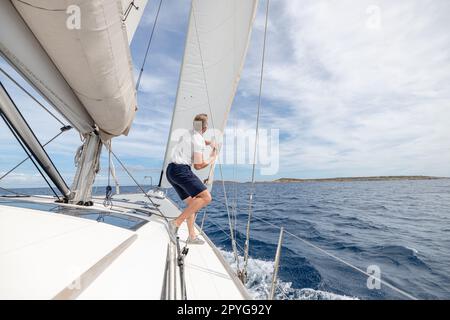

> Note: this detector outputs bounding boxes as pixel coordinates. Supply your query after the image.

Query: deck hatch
[0,198,148,231]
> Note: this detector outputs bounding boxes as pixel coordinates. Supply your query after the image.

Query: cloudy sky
[1,0,449,188]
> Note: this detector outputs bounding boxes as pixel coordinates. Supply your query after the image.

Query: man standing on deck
[166,114,217,244]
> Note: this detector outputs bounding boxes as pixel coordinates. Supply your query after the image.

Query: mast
[0,82,71,199]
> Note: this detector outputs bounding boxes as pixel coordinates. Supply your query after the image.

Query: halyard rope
[191,1,240,266]
[135,0,163,91]
[243,0,270,281]
[0,67,66,126]
[249,214,418,300]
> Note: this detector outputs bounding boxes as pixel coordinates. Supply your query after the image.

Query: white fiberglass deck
[0,193,249,300]
[0,203,136,299]
[101,193,250,300]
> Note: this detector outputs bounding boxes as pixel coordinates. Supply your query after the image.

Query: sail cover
[160,0,258,188]
[0,1,95,135]
[10,0,147,139]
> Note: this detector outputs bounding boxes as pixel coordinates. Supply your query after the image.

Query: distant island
[273,176,448,183]
[214,176,449,184]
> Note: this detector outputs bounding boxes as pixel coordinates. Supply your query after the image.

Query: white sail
[160,0,258,188]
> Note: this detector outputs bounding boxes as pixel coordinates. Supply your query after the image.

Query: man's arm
[193,148,217,170]
[205,140,217,148]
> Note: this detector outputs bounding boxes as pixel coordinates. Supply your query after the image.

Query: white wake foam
[220,250,358,300]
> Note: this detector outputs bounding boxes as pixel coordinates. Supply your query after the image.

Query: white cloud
[137,72,168,94]
[234,0,450,178]
[1,0,449,189]
[0,171,47,188]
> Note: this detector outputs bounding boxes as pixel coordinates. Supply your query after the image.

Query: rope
[210,195,417,300]
[0,126,71,181]
[191,2,241,266]
[108,149,169,220]
[204,218,290,300]
[108,144,111,187]
[0,186,60,199]
[122,1,139,22]
[249,215,418,300]
[0,111,60,199]
[0,80,69,200]
[244,0,270,279]
[193,0,413,300]
[108,149,190,299]
[199,207,208,232]
[210,213,415,300]
[135,0,163,91]
[108,149,188,297]
[231,112,240,270]
[0,185,31,197]
[103,142,113,208]
[103,185,113,208]
[0,67,66,126]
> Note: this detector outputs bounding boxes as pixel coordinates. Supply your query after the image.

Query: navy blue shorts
[166,163,207,201]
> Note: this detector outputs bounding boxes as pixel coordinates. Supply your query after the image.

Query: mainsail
[11,0,142,139]
[0,0,148,203]
[160,0,258,188]
[0,1,94,135]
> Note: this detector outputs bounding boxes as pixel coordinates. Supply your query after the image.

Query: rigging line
[108,148,169,221]
[199,207,207,232]
[135,0,163,91]
[0,82,68,194]
[204,218,290,300]
[122,1,139,22]
[103,142,113,208]
[0,126,71,182]
[211,195,417,300]
[197,131,240,235]
[0,111,60,199]
[108,144,111,187]
[0,185,26,197]
[0,185,62,200]
[244,0,270,278]
[232,112,239,254]
[191,1,240,266]
[248,214,418,300]
[109,148,187,297]
[0,67,66,126]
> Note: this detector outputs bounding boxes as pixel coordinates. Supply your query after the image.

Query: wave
[332,241,365,253]
[220,250,358,300]
[334,216,386,231]
[405,246,419,255]
[369,245,431,270]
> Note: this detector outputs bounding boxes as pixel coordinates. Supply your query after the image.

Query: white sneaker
[187,236,205,245]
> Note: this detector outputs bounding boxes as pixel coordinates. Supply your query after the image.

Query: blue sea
[2,179,449,300]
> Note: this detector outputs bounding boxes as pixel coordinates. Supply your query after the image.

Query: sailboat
[0,0,259,299]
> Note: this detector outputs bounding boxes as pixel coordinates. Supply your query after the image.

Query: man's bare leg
[174,190,211,238]
[184,197,193,206]
[183,197,204,239]
[183,197,197,239]
[174,197,196,239]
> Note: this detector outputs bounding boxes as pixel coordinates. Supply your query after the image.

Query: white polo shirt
[170,130,206,166]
